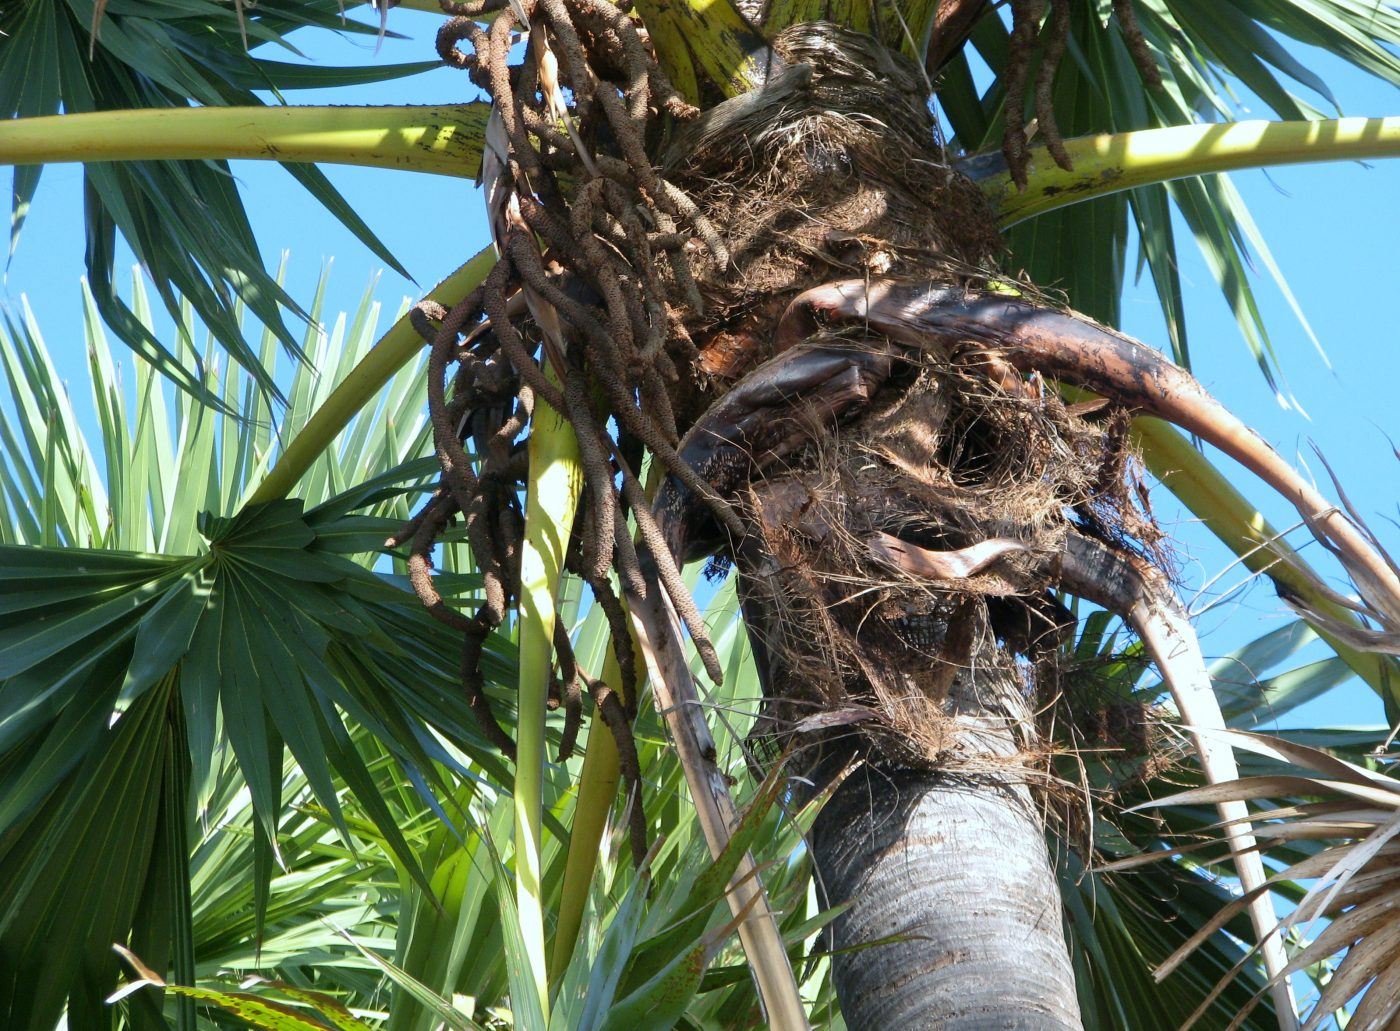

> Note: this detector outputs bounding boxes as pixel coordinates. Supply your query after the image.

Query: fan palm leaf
[1129,730,1400,1029]
[0,267,523,1027]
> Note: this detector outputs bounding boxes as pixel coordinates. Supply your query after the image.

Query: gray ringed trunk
[811,744,1082,1030]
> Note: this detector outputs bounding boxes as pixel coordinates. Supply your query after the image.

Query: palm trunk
[654,24,1123,1025]
[808,658,1082,1030]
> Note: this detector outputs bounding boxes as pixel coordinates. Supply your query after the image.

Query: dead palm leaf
[1126,729,1400,1030]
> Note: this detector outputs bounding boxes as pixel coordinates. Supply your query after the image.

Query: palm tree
[3,0,1400,1027]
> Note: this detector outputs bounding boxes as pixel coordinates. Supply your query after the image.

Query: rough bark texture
[809,663,1082,1030]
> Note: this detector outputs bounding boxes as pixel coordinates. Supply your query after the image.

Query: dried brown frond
[1121,731,1400,1029]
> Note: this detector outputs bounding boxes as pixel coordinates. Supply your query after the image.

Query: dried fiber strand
[404,0,735,776]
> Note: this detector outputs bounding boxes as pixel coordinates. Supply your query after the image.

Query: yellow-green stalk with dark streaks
[963,116,1400,226]
[514,368,585,1023]
[0,105,489,181]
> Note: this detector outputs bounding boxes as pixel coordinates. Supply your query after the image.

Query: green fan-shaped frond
[0,269,521,1029]
[0,0,436,400]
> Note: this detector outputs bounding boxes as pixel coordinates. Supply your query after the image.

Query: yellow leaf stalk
[549,639,634,978]
[967,116,1400,226]
[630,0,761,100]
[515,367,585,1023]
[0,105,489,181]
[1135,417,1397,702]
[245,248,496,506]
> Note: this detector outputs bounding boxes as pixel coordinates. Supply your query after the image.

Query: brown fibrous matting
[663,23,1004,418]
[653,25,1169,802]
[727,335,1167,781]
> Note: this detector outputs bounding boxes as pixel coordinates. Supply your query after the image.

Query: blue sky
[4,9,1398,730]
